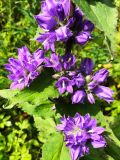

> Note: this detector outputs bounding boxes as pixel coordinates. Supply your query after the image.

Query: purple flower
[73,8,84,30]
[76,31,91,45]
[57,113,106,160]
[55,77,74,94]
[35,0,70,31]
[92,68,109,83]
[5,46,44,90]
[87,93,95,104]
[34,14,57,31]
[45,53,62,71]
[35,0,71,31]
[62,53,76,70]
[80,58,94,75]
[37,26,72,51]
[88,81,98,90]
[73,73,85,88]
[70,58,114,104]
[36,32,56,52]
[72,90,86,104]
[45,0,71,20]
[93,86,114,103]
[55,26,73,41]
[82,20,94,32]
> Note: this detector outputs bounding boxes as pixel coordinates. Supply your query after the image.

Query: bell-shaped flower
[61,53,76,70]
[93,86,114,103]
[45,53,62,71]
[55,77,74,94]
[72,90,86,104]
[80,58,94,75]
[92,68,109,84]
[5,46,44,90]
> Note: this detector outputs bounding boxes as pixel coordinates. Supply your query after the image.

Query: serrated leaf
[41,132,71,160]
[34,116,56,143]
[73,0,118,51]
[96,111,120,160]
[0,71,58,117]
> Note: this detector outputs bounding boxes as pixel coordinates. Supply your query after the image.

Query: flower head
[55,77,74,94]
[45,53,62,71]
[72,90,86,104]
[57,113,106,160]
[80,58,94,75]
[35,1,94,51]
[62,53,76,70]
[5,46,44,90]
[78,58,114,104]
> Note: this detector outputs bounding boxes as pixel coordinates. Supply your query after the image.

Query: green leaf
[73,0,118,52]
[41,132,71,160]
[34,116,56,143]
[0,71,58,117]
[96,111,120,160]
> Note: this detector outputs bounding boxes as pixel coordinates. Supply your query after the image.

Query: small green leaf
[34,116,56,143]
[41,132,71,160]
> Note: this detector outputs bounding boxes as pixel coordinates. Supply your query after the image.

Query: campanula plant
[0,0,120,160]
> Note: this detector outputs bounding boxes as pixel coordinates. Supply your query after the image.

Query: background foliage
[0,0,120,159]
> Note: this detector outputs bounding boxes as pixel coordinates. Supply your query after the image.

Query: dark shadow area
[55,97,100,117]
[86,0,116,8]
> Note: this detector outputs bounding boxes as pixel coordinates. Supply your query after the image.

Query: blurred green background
[0,0,120,159]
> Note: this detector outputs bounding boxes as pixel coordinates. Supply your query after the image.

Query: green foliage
[73,0,118,52]
[34,116,56,143]
[0,70,58,117]
[41,132,71,160]
[0,109,41,160]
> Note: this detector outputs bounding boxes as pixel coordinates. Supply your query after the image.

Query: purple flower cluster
[45,52,76,71]
[35,0,94,52]
[5,46,44,90]
[57,113,106,160]
[54,57,114,104]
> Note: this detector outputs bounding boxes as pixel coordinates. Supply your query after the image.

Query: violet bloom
[34,0,70,31]
[45,53,62,71]
[44,0,70,22]
[62,53,76,70]
[79,58,114,104]
[73,73,85,88]
[75,31,91,45]
[45,52,76,72]
[93,86,114,104]
[92,68,109,83]
[35,0,72,51]
[55,77,74,94]
[36,26,73,52]
[80,58,94,75]
[73,8,94,45]
[72,90,86,104]
[55,26,73,42]
[36,32,56,52]
[57,113,106,160]
[5,46,44,90]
